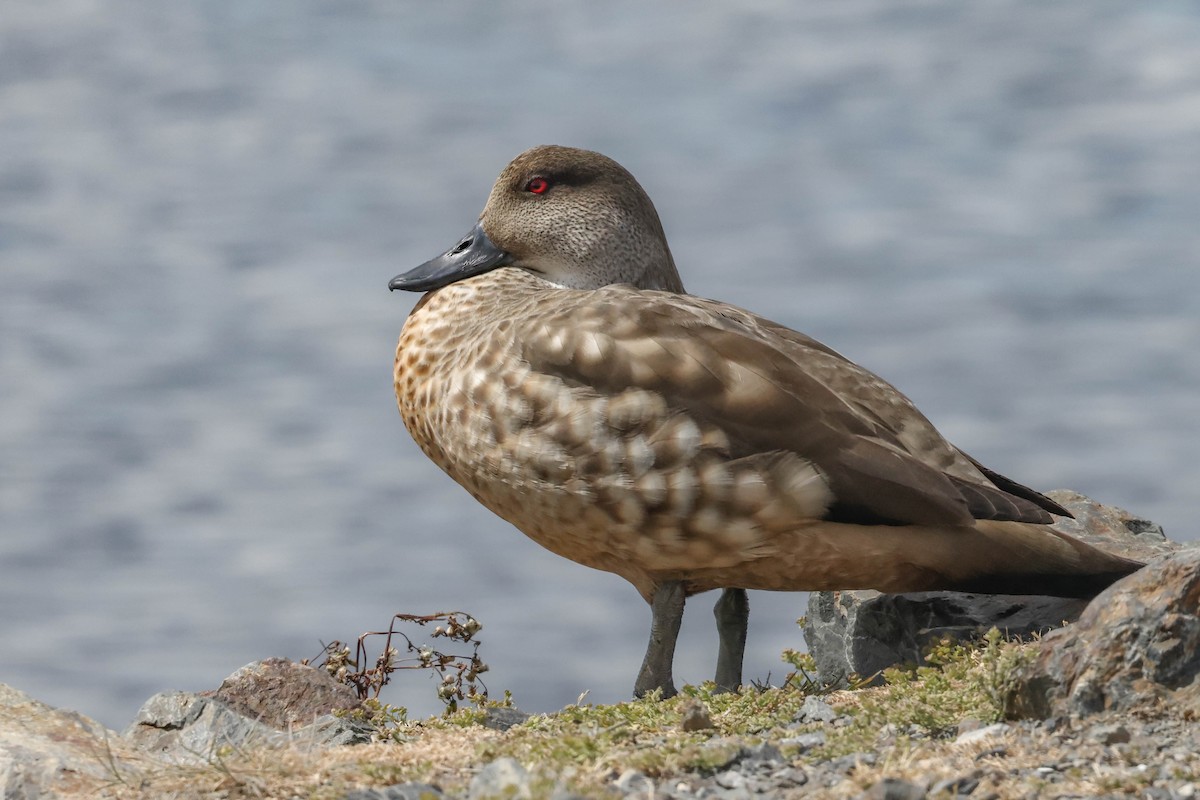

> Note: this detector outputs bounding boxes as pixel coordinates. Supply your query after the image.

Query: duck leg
[634,580,685,698]
[713,587,749,692]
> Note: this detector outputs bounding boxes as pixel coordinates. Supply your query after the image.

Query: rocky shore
[3,493,1195,799]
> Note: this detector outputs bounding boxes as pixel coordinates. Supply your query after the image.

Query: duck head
[390,145,685,294]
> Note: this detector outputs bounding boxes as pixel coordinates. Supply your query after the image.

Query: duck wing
[522,287,1061,529]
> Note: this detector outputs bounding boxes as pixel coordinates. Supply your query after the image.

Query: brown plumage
[389,145,1143,698]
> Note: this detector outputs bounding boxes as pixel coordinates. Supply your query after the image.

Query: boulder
[1006,547,1200,719]
[212,657,363,728]
[125,658,372,762]
[0,683,138,797]
[803,493,1176,687]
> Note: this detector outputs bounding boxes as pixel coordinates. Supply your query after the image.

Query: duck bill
[389,222,513,292]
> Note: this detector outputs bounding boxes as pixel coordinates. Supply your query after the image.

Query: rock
[1042,490,1175,561]
[740,741,783,765]
[679,697,715,731]
[929,771,981,796]
[773,766,809,787]
[615,768,655,797]
[954,723,1009,746]
[956,718,985,736]
[860,777,927,800]
[805,590,1088,688]
[1006,548,1200,719]
[0,683,140,797]
[804,494,1175,688]
[211,657,362,727]
[125,691,279,760]
[125,659,373,761]
[480,706,531,731]
[831,752,878,773]
[714,769,747,790]
[794,695,838,724]
[1087,722,1132,745]
[344,783,445,799]
[469,757,531,799]
[780,731,826,752]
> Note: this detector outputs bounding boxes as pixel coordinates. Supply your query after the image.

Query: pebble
[714,770,746,790]
[679,698,715,731]
[860,777,927,800]
[954,723,1009,746]
[480,706,531,732]
[780,731,826,751]
[343,784,445,800]
[795,695,838,724]
[739,741,782,766]
[974,746,1008,761]
[614,769,654,798]
[831,752,878,773]
[773,767,808,787]
[469,757,530,800]
[1087,722,1132,745]
[929,771,981,796]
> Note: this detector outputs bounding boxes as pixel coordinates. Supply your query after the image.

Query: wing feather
[521,288,1061,527]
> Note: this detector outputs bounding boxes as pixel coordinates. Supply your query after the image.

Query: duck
[389,144,1143,699]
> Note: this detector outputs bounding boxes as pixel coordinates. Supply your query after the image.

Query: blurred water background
[2,1,1198,729]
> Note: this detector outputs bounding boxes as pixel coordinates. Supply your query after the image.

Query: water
[2,1,1198,729]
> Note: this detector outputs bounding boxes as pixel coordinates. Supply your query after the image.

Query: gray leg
[634,580,685,699]
[713,588,748,693]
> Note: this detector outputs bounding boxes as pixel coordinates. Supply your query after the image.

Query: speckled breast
[393,270,831,596]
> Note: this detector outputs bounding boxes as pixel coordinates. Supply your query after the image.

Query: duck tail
[941,519,1144,598]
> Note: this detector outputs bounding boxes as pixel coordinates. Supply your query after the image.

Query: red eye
[525,177,550,194]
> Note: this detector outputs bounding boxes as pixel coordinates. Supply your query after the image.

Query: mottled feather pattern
[397,269,843,598]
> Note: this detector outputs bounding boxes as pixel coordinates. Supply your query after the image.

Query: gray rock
[615,768,655,797]
[773,766,809,787]
[714,770,747,790]
[1007,548,1200,719]
[795,695,838,723]
[740,741,783,765]
[804,494,1173,688]
[1042,490,1175,560]
[953,723,1008,746]
[212,657,362,727]
[0,683,139,797]
[1087,722,1132,745]
[805,589,1088,688]
[469,757,531,799]
[780,731,827,752]
[480,706,531,731]
[831,752,878,773]
[928,771,980,796]
[124,659,374,762]
[860,777,927,800]
[125,692,282,762]
[344,783,445,800]
[697,785,751,800]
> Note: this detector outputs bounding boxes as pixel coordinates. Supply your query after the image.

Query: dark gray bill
[389,222,512,292]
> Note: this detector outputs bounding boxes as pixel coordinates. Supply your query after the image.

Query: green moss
[818,628,1036,758]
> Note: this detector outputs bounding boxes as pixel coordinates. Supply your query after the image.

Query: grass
[76,630,1197,799]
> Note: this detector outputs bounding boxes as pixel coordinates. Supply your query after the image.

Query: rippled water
[2,1,1198,728]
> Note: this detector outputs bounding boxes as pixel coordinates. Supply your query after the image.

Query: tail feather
[943,519,1144,598]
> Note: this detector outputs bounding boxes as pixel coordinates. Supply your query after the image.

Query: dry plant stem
[635,580,685,698]
[714,587,749,692]
[313,611,487,708]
